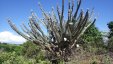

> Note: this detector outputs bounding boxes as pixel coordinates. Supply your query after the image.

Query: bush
[0,51,35,64]
[107,37,113,52]
[82,25,104,48]
[20,41,41,58]
[0,51,50,64]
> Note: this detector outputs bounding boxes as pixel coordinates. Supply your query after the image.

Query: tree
[8,0,96,63]
[107,21,113,52]
[80,24,106,54]
[107,21,113,38]
[82,24,103,48]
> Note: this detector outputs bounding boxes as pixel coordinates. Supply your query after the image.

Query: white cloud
[0,31,26,44]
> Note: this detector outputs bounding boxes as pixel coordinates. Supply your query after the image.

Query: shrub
[107,37,113,52]
[0,51,50,64]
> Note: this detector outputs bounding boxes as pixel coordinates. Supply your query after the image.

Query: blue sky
[0,0,113,44]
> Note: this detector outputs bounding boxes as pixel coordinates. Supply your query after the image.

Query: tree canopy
[107,21,113,38]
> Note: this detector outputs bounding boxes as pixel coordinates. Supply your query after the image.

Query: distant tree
[107,21,113,38]
[0,43,22,53]
[80,24,106,54]
[107,21,113,52]
[82,24,104,48]
[8,0,96,63]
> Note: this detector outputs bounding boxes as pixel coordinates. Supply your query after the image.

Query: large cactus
[8,0,96,62]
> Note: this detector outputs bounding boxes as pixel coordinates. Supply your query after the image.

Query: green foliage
[80,24,107,54]
[103,55,112,64]
[107,21,113,38]
[107,21,113,30]
[0,43,21,52]
[20,41,41,58]
[0,47,50,64]
[91,61,97,64]
[0,52,37,64]
[107,37,113,52]
[0,43,22,55]
[82,24,104,48]
[20,41,49,63]
[107,21,113,52]
[0,41,50,64]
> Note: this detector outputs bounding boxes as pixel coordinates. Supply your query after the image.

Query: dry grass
[65,48,113,64]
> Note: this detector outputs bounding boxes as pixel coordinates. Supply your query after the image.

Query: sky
[0,0,113,44]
